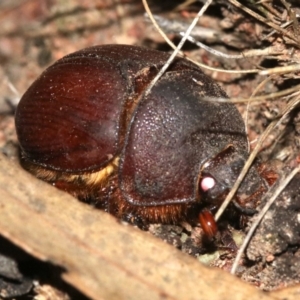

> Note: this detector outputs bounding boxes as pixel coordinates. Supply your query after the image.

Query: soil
[1,0,300,299]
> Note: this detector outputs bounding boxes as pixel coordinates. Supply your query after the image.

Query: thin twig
[245,76,275,152]
[183,35,283,59]
[263,18,300,40]
[144,4,261,74]
[201,84,300,104]
[228,0,299,44]
[214,96,300,222]
[231,166,300,274]
[143,0,213,95]
[259,64,300,75]
[142,1,177,51]
[145,14,219,41]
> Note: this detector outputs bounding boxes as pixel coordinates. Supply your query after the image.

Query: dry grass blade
[202,85,300,104]
[228,0,299,44]
[183,35,285,59]
[142,0,177,51]
[245,76,276,141]
[143,0,213,95]
[259,64,300,75]
[215,95,300,222]
[231,166,300,274]
[143,2,260,74]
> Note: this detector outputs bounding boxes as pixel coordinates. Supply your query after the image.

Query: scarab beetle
[15,44,268,228]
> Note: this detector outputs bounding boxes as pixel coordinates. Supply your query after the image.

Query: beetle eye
[200,176,216,192]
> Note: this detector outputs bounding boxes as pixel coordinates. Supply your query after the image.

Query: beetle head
[199,145,267,208]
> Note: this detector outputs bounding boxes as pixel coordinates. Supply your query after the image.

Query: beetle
[15,44,268,229]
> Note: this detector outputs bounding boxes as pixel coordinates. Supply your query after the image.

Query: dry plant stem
[261,1,283,19]
[190,59,259,74]
[204,84,300,104]
[143,0,213,96]
[184,35,283,59]
[231,166,300,275]
[5,77,20,99]
[214,96,300,222]
[263,18,300,41]
[143,0,177,51]
[183,35,243,59]
[250,76,275,99]
[0,153,281,300]
[228,0,299,44]
[144,2,260,74]
[260,64,300,75]
[152,15,284,59]
[150,15,220,41]
[245,76,275,151]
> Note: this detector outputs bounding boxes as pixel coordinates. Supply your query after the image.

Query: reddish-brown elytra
[15,45,268,232]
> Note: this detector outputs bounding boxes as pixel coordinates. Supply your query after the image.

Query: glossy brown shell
[15,45,248,207]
